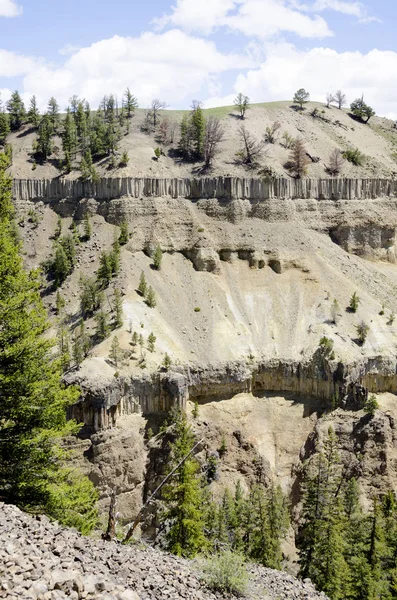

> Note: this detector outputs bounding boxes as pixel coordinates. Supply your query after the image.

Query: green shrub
[343,148,364,166]
[356,320,369,345]
[364,394,379,416]
[349,291,360,313]
[194,307,201,312]
[199,551,248,595]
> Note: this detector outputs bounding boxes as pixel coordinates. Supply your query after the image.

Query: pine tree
[0,152,98,528]
[97,251,113,287]
[27,96,40,128]
[34,115,53,162]
[95,309,109,341]
[233,93,250,119]
[131,331,139,346]
[138,271,147,296]
[119,221,129,245]
[191,103,205,159]
[113,288,123,328]
[153,245,162,270]
[160,410,207,557]
[349,291,360,313]
[122,88,138,118]
[57,325,71,372]
[55,290,65,315]
[47,97,60,132]
[52,243,71,287]
[148,332,156,352]
[83,213,92,241]
[0,112,10,146]
[79,276,101,318]
[6,91,26,130]
[293,88,310,110]
[145,286,156,308]
[109,335,121,367]
[62,109,78,159]
[299,428,349,599]
[110,238,121,275]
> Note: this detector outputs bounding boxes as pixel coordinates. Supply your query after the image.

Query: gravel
[0,502,329,600]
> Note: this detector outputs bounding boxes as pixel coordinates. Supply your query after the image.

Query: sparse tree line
[0,86,377,180]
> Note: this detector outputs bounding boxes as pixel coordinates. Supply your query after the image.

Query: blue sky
[0,0,396,116]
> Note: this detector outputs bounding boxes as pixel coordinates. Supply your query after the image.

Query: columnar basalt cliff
[12,176,397,202]
[66,354,397,431]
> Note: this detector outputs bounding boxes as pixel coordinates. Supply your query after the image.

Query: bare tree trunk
[102,488,117,541]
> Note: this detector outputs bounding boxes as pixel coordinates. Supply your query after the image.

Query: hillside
[7,101,397,180]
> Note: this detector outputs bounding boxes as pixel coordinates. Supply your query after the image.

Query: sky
[0,0,396,117]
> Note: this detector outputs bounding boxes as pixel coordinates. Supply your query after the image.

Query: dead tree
[149,99,167,129]
[236,125,266,166]
[204,116,224,168]
[288,138,310,178]
[102,489,117,541]
[325,93,334,108]
[326,148,345,175]
[334,90,346,110]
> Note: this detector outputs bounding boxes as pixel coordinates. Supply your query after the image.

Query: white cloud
[0,0,22,17]
[0,50,38,77]
[154,0,237,35]
[224,0,332,39]
[227,43,397,117]
[310,0,379,23]
[1,30,252,110]
[157,0,333,38]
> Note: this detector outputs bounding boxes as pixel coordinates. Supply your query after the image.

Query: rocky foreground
[0,503,328,600]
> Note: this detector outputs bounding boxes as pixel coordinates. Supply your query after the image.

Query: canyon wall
[12,176,397,202]
[67,354,397,431]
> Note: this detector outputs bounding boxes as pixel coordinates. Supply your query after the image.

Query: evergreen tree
[153,244,162,270]
[131,331,139,346]
[34,115,53,162]
[122,88,138,118]
[47,97,60,131]
[138,271,147,296]
[57,325,71,372]
[62,109,78,159]
[6,90,26,130]
[97,251,113,287]
[113,288,123,328]
[145,285,156,308]
[72,320,91,366]
[233,93,250,119]
[27,96,40,128]
[299,428,349,599]
[83,213,92,241]
[110,238,121,275]
[79,276,101,318]
[52,243,71,287]
[55,290,65,315]
[119,221,129,245]
[179,113,193,159]
[160,410,207,557]
[109,335,121,367]
[191,103,206,159]
[95,309,109,341]
[0,152,98,528]
[293,88,310,110]
[148,332,156,352]
[0,112,10,146]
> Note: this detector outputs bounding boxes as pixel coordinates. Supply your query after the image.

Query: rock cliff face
[15,175,397,527]
[12,176,397,202]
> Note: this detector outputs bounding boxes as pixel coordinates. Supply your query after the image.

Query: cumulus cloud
[0,30,252,110]
[224,43,397,118]
[157,0,333,38]
[0,0,22,17]
[224,0,332,39]
[154,0,237,35]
